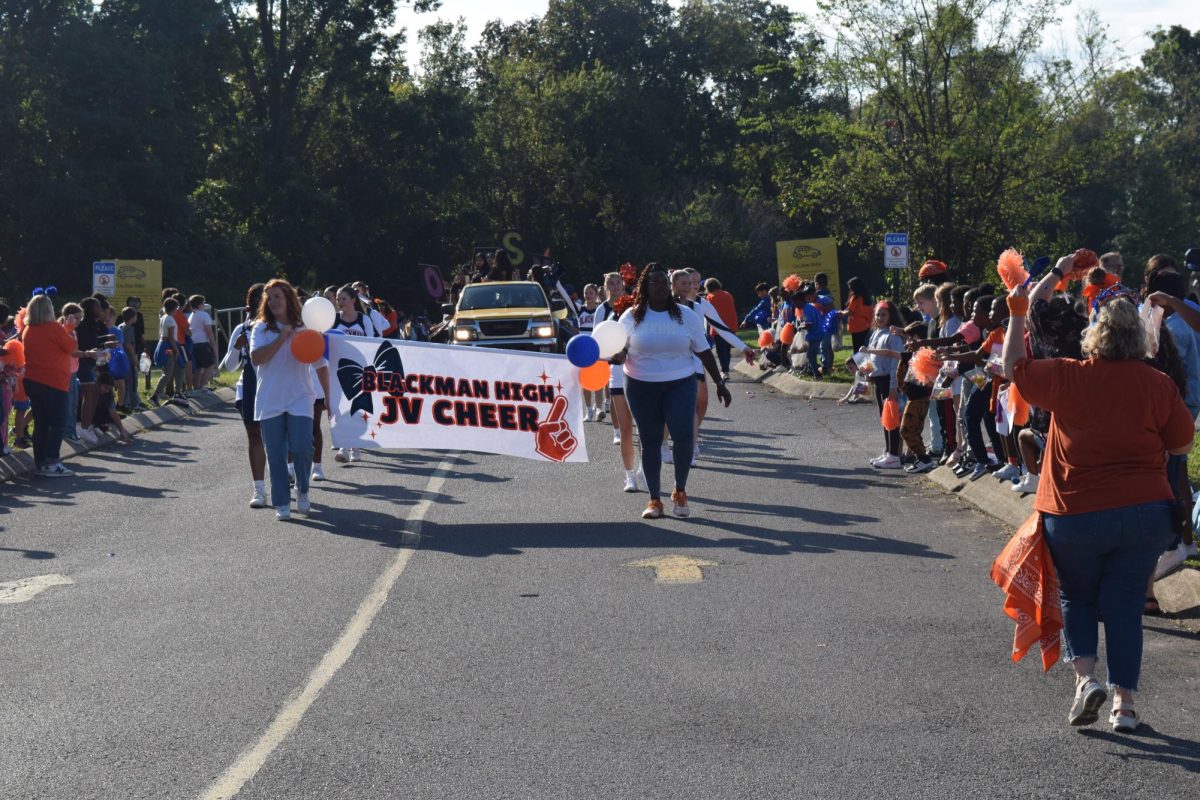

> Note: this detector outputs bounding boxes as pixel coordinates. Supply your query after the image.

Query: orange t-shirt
[846,296,874,334]
[980,327,1004,354]
[21,322,76,392]
[1013,357,1194,515]
[172,310,190,343]
[705,290,738,331]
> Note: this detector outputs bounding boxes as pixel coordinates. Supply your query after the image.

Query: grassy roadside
[737,329,855,383]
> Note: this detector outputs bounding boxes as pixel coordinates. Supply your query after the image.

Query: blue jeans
[819,334,833,374]
[625,375,697,500]
[260,413,313,509]
[1043,501,1174,690]
[24,379,69,468]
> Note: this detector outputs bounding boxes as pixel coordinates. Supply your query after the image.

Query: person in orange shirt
[21,294,102,476]
[1003,272,1193,733]
[171,292,194,393]
[838,277,874,352]
[703,277,738,377]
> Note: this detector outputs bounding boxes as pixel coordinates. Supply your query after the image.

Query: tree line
[1,0,1198,312]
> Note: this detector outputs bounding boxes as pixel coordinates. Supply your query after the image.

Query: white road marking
[198,457,455,800]
[0,573,74,604]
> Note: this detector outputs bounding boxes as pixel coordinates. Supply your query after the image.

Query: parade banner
[328,336,587,462]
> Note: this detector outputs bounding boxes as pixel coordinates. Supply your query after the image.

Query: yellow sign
[775,237,841,307]
[626,555,718,584]
[113,259,163,305]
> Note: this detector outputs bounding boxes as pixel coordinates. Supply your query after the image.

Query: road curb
[1,387,235,482]
[732,361,848,400]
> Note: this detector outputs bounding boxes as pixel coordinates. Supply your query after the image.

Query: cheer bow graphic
[337,340,405,416]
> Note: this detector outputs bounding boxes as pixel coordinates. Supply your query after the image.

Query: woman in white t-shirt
[250,279,330,520]
[612,265,731,519]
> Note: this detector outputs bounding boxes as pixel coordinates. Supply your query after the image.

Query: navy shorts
[695,372,705,383]
[77,360,97,384]
[193,343,215,369]
[238,364,258,426]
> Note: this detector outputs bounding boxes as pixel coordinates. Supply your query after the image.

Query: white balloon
[301,296,336,331]
[591,319,629,359]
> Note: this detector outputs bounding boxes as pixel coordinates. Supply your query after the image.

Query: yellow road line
[626,555,718,584]
[198,457,455,800]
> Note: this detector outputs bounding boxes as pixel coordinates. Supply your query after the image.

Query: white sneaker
[287,464,297,485]
[623,470,639,493]
[870,452,889,466]
[612,431,621,445]
[275,506,291,521]
[1186,541,1199,558]
[334,448,349,463]
[603,399,611,413]
[311,464,325,482]
[42,462,75,477]
[872,455,902,470]
[349,448,361,462]
[661,443,673,464]
[296,493,311,515]
[78,426,98,445]
[250,489,267,508]
[584,406,595,422]
[670,489,690,518]
[993,463,1021,481]
[595,406,606,422]
[1011,473,1040,495]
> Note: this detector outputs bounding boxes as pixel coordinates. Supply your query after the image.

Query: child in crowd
[939,295,1006,480]
[864,301,906,469]
[897,321,936,473]
[189,295,217,390]
[91,373,132,445]
[150,297,179,405]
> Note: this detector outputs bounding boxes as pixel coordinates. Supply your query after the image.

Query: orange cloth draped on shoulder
[1080,273,1120,305]
[990,513,1062,672]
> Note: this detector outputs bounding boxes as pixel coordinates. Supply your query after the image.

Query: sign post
[92,261,116,296]
[884,232,908,304]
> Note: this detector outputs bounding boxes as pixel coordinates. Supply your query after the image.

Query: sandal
[1110,706,1139,733]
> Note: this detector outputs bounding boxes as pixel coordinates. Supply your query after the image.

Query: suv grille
[479,321,527,338]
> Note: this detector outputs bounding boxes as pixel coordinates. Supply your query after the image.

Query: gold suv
[443,281,572,353]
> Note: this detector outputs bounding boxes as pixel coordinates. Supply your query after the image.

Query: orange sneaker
[670,489,689,517]
[641,499,664,519]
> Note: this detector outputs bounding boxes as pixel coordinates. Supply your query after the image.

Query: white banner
[328,336,587,463]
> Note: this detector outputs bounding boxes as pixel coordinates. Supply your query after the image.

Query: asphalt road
[1,373,1198,799]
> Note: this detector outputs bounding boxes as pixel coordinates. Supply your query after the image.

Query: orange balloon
[779,323,796,346]
[290,329,325,363]
[579,361,609,391]
[758,330,774,347]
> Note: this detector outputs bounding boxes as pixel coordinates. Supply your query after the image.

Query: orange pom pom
[779,323,796,345]
[579,361,609,391]
[758,330,774,347]
[290,329,325,363]
[997,248,1028,290]
[1,338,25,368]
[909,347,942,385]
[782,274,802,294]
[881,396,901,431]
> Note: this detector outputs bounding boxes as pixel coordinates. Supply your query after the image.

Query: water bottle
[139,353,151,374]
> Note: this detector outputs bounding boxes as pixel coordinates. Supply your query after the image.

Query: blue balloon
[566,334,600,368]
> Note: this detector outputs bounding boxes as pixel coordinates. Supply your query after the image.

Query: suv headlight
[533,324,555,337]
[454,326,477,341]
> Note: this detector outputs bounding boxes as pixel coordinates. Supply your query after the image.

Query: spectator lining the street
[863,301,905,469]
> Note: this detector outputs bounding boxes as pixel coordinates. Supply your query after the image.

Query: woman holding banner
[250,279,330,521]
[613,265,731,519]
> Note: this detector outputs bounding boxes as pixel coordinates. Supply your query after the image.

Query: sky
[393,0,1200,74]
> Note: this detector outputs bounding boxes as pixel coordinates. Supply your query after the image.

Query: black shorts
[77,360,97,384]
[237,365,258,426]
[193,342,215,369]
[610,387,624,396]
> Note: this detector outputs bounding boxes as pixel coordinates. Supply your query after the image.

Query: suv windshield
[459,284,548,311]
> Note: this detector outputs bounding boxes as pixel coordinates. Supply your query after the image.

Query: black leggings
[966,381,1005,465]
[851,330,869,352]
[872,375,900,456]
